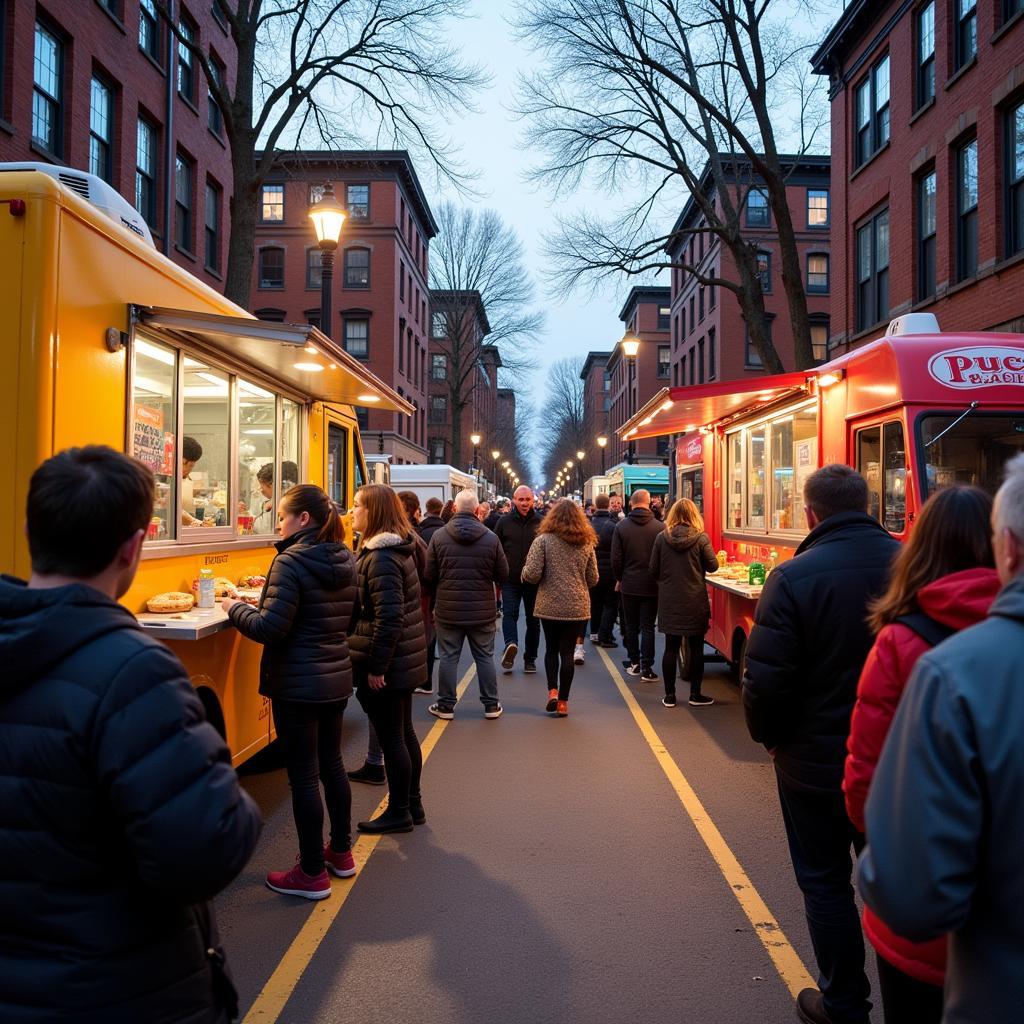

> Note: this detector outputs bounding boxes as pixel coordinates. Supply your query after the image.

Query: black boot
[410,797,426,826]
[357,808,414,834]
[347,762,386,786]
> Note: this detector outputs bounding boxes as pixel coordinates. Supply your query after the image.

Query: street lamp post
[621,332,641,464]
[597,435,608,474]
[491,449,500,498]
[469,432,481,492]
[576,449,585,496]
[308,183,347,340]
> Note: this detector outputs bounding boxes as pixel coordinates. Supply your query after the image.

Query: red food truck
[617,315,1024,679]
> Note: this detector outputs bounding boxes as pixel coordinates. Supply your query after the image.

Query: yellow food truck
[0,166,412,765]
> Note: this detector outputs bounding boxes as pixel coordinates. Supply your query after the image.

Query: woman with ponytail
[223,483,359,900]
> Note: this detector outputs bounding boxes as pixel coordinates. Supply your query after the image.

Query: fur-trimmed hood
[361,531,409,551]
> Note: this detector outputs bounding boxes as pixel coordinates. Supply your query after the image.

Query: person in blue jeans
[494,486,543,674]
[425,489,509,719]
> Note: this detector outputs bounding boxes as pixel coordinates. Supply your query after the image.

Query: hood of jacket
[914,567,1002,630]
[795,510,892,556]
[0,575,137,694]
[276,528,352,589]
[592,510,611,522]
[663,524,702,551]
[626,506,654,526]
[445,512,489,545]
[362,531,415,555]
[988,573,1024,624]
[419,514,444,531]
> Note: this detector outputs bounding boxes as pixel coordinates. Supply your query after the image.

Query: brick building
[580,350,612,471]
[606,287,671,466]
[666,155,833,385]
[0,0,236,291]
[251,151,436,465]
[811,0,1024,349]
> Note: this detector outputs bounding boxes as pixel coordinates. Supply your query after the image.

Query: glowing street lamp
[597,434,608,474]
[308,182,347,340]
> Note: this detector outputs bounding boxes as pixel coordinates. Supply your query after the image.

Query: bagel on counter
[146,592,194,614]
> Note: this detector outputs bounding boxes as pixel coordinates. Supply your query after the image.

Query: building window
[810,319,829,362]
[258,247,284,289]
[1006,102,1024,258]
[1005,0,1024,23]
[689,295,695,327]
[177,15,196,105]
[208,55,225,135]
[916,2,935,111]
[347,184,369,219]
[698,287,705,321]
[757,251,771,292]
[957,139,978,281]
[688,347,696,385]
[806,253,829,293]
[32,23,63,156]
[174,152,194,252]
[399,263,406,301]
[657,345,670,378]
[204,181,221,272]
[344,319,369,358]
[807,189,829,228]
[680,353,687,385]
[261,184,284,222]
[135,117,158,228]
[139,0,160,61]
[681,307,687,339]
[306,248,323,289]
[708,327,716,380]
[344,247,370,288]
[212,0,229,29]
[89,76,113,182]
[745,325,765,368]
[657,305,670,330]
[697,337,706,384]
[429,438,446,464]
[918,170,937,299]
[709,275,716,309]
[956,0,977,71]
[856,207,890,332]
[429,395,447,425]
[254,308,285,322]
[746,188,769,227]
[855,54,890,168]
[431,354,448,380]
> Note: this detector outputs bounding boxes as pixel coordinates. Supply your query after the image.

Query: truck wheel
[197,687,227,740]
[730,632,748,684]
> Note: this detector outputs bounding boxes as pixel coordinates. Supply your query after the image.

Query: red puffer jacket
[844,566,1001,986]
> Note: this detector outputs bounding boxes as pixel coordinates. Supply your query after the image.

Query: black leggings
[662,634,706,697]
[356,687,422,813]
[542,619,586,700]
[272,698,352,876]
[875,954,943,1024]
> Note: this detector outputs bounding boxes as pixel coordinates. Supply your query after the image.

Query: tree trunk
[767,178,815,370]
[225,142,260,310]
[450,389,463,470]
[732,243,786,375]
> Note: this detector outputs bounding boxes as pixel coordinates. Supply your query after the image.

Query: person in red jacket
[844,485,1000,1023]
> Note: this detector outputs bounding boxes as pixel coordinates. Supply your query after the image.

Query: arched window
[258,247,284,289]
[344,247,370,288]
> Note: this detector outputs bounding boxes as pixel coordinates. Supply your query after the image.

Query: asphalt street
[219,619,879,1024]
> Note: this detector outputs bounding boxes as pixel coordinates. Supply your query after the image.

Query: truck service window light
[357,394,380,402]
[816,370,845,388]
[660,400,674,411]
[135,338,175,365]
[293,361,324,372]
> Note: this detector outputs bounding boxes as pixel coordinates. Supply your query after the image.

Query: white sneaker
[573,644,585,665]
[589,633,599,642]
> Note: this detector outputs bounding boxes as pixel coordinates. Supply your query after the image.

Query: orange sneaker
[556,700,568,717]
[545,689,558,713]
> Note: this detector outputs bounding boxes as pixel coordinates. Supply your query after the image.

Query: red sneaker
[265,863,331,900]
[324,845,357,878]
[556,700,568,717]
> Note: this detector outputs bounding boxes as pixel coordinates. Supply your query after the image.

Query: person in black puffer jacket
[650,498,719,708]
[349,485,427,835]
[424,489,509,718]
[0,446,261,1024]
[226,484,357,900]
[589,493,619,646]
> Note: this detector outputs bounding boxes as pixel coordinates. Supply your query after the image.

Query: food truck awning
[618,372,811,440]
[134,307,414,414]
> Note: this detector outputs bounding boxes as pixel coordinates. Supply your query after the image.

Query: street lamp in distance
[308,183,347,340]
[620,331,641,464]
[491,449,500,497]
[597,435,608,474]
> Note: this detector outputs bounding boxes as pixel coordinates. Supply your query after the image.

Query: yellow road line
[242,665,478,1023]
[596,646,815,998]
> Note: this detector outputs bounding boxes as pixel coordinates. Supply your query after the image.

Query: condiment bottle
[768,548,778,571]
[198,568,215,609]
[717,550,727,568]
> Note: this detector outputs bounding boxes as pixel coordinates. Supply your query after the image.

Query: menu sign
[133,404,165,472]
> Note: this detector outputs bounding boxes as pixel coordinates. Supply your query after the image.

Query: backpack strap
[894,611,956,648]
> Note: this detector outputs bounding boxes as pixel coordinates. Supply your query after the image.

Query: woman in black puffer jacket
[225,484,358,900]
[649,498,719,709]
[349,484,428,834]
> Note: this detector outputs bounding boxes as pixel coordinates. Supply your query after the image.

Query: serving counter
[706,576,763,601]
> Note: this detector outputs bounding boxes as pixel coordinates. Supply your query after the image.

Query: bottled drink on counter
[717,550,727,568]
[748,562,766,586]
[768,548,778,572]
[198,568,215,609]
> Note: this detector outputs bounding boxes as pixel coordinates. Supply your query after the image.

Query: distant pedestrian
[495,485,543,675]
[650,495,664,521]
[587,492,620,649]
[842,486,998,1023]
[419,497,446,544]
[650,498,719,709]
[425,490,509,720]
[0,446,260,1023]
[484,498,507,531]
[225,484,358,899]
[743,464,899,1024]
[349,485,427,834]
[476,500,491,524]
[414,497,446,698]
[441,499,456,523]
[611,489,664,681]
[858,455,1024,1024]
[608,493,625,521]
[521,499,598,717]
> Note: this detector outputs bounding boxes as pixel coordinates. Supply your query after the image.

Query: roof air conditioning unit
[885,313,940,337]
[0,162,154,247]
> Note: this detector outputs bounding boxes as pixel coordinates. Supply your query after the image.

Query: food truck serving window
[725,401,817,536]
[856,421,906,534]
[918,412,1024,496]
[129,335,305,544]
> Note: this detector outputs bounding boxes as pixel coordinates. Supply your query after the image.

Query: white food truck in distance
[389,464,479,505]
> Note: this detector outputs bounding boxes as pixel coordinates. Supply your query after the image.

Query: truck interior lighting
[304,344,318,355]
[293,361,324,372]
[816,370,845,387]
[238,380,274,398]
[356,394,381,402]
[660,400,674,411]
[135,338,174,365]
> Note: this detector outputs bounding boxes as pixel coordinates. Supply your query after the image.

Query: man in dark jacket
[611,489,664,680]
[418,497,446,545]
[484,498,508,531]
[743,464,898,1024]
[590,493,619,646]
[0,446,261,1024]
[494,485,543,673]
[424,490,509,719]
[858,454,1024,1024]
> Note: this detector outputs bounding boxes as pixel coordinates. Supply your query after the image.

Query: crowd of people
[1,443,1022,1024]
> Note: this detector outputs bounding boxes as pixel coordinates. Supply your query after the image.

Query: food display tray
[135,589,262,640]
[706,576,764,600]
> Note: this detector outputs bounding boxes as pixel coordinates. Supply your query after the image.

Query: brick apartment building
[811,0,1024,349]
[666,155,833,385]
[580,350,612,470]
[251,151,436,465]
[0,0,236,291]
[606,287,672,467]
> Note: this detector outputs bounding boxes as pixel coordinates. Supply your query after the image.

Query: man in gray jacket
[424,489,509,720]
[859,453,1024,1024]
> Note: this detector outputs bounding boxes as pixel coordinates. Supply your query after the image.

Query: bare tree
[539,357,590,487]
[155,0,486,307]
[516,0,829,371]
[430,202,544,462]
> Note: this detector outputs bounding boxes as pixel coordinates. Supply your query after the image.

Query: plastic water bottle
[198,568,215,609]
